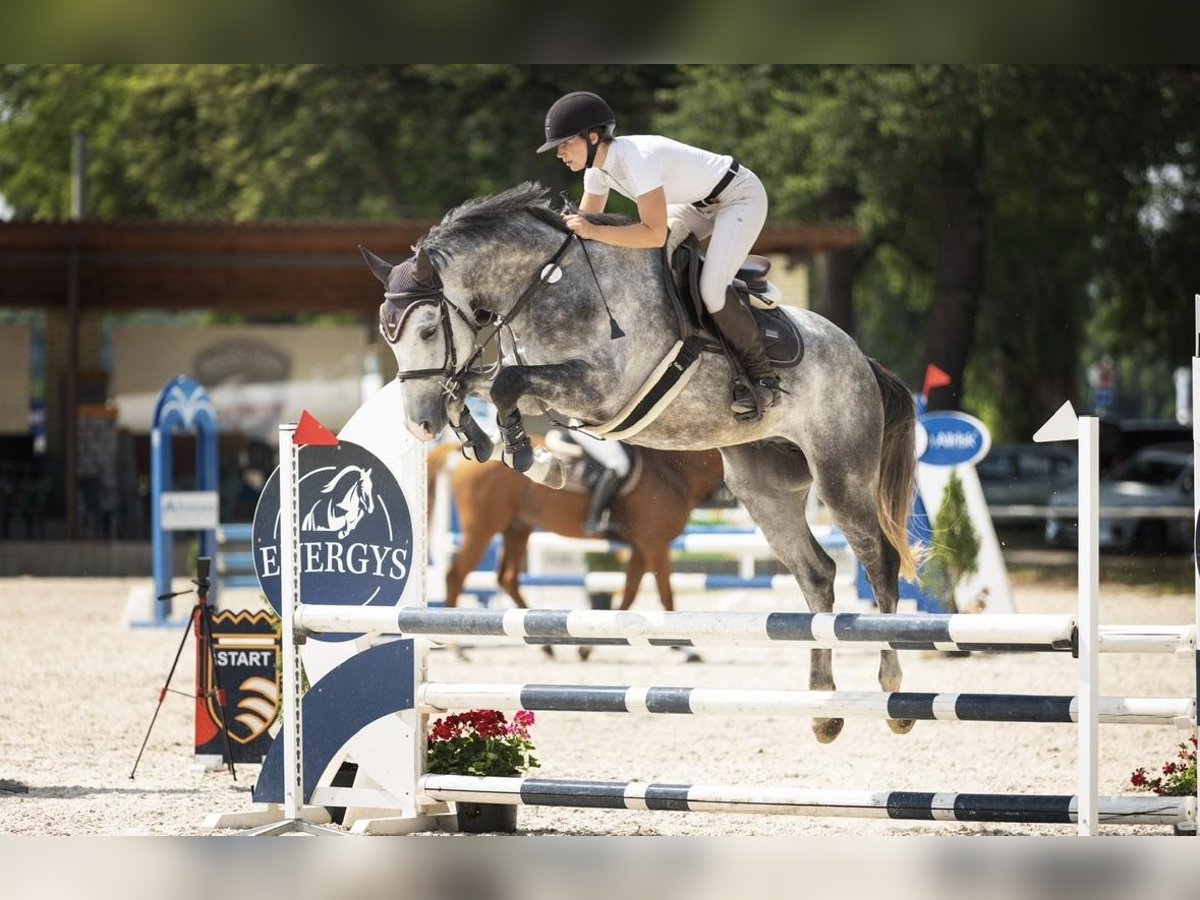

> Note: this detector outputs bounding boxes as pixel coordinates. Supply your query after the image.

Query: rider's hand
[562,213,595,240]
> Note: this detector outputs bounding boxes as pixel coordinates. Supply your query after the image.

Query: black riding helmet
[536,91,615,168]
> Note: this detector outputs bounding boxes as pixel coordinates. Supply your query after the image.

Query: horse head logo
[301,466,376,539]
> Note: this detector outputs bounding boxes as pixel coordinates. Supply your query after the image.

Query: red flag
[294,410,338,447]
[922,364,952,398]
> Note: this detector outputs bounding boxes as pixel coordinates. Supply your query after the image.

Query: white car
[1044,442,1194,553]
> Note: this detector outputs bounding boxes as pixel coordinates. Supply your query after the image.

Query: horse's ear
[415,248,437,286]
[359,245,393,286]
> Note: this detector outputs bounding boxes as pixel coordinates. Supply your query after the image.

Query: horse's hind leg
[720,444,842,743]
[819,472,914,735]
[617,549,648,611]
[497,525,533,610]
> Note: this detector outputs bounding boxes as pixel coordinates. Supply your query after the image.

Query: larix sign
[917,411,992,467]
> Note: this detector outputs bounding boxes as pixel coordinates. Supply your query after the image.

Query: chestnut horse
[428,440,724,612]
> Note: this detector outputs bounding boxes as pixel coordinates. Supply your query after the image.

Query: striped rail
[421,775,1194,826]
[418,683,1195,726]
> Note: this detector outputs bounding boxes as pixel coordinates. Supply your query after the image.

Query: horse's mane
[418,181,633,264]
[418,182,565,261]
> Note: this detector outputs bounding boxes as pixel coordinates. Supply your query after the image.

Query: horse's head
[362,184,573,444]
[361,245,481,442]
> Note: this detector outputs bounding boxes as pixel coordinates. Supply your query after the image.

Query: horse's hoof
[454,416,494,462]
[887,717,916,735]
[812,717,844,743]
[578,646,592,662]
[669,646,702,663]
[541,645,554,660]
[507,444,533,473]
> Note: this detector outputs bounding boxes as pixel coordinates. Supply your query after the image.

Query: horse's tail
[869,359,920,583]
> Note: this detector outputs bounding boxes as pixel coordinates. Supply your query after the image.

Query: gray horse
[362,182,918,743]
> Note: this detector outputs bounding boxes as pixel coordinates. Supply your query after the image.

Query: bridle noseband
[380,282,480,382]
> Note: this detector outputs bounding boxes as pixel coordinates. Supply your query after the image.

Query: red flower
[426,708,539,777]
[514,710,535,728]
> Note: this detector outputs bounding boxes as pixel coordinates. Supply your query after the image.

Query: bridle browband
[379,230,577,395]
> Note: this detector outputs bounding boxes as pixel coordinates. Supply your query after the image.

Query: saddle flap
[753,307,804,368]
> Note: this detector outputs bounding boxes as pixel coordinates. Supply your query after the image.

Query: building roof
[0,219,860,314]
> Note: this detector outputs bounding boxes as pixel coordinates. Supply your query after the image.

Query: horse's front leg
[491,361,594,486]
[445,397,494,463]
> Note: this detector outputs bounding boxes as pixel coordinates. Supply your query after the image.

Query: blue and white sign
[252,440,414,640]
[159,490,220,530]
[918,411,991,467]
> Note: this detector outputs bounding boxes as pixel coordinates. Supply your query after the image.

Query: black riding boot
[711,291,780,418]
[585,468,621,537]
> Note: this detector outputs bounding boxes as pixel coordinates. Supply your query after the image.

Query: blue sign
[918,411,991,467]
[252,440,413,640]
[150,375,220,622]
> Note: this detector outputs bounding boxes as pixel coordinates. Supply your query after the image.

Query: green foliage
[922,469,981,613]
[0,64,679,220]
[2,65,1196,428]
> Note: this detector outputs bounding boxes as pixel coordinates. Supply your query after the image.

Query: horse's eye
[419,323,438,341]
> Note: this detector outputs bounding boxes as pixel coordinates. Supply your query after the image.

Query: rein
[380,212,629,445]
[381,222,623,399]
[445,230,578,398]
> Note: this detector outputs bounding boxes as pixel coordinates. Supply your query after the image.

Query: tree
[3,66,1197,434]
[923,469,981,615]
[0,64,680,220]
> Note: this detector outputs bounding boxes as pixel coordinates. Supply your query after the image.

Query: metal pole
[1077,415,1099,835]
[1192,294,1199,837]
[278,423,302,822]
[64,131,87,540]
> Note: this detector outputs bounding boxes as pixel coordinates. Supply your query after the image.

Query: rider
[571,431,632,537]
[537,90,780,418]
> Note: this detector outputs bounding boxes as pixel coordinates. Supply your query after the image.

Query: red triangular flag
[922,364,952,397]
[294,410,338,447]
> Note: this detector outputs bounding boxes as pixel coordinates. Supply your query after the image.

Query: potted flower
[426,708,539,833]
[1129,735,1197,797]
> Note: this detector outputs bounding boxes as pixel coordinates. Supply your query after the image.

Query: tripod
[130,557,237,780]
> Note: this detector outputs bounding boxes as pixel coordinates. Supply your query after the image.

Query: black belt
[693,160,740,208]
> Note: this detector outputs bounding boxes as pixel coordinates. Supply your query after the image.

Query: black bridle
[379,232,577,397]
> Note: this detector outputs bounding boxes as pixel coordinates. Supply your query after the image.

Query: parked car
[977,443,1079,522]
[1044,442,1194,553]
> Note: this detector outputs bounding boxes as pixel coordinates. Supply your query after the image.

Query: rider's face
[556,135,590,172]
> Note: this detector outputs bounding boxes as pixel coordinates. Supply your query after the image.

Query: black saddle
[666,236,804,369]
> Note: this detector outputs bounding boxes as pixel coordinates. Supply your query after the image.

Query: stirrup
[585,509,611,538]
[730,376,781,421]
[497,412,533,472]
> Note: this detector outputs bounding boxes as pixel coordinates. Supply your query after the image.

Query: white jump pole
[278,422,303,824]
[1077,414,1099,836]
[1034,400,1099,836]
[1193,294,1199,838]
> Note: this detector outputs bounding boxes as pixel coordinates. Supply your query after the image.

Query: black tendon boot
[585,467,621,536]
[497,411,533,472]
[710,291,781,418]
